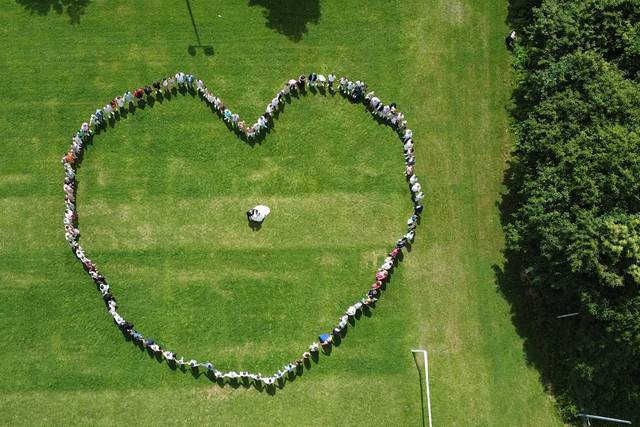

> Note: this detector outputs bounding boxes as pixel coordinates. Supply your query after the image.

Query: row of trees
[505,0,640,421]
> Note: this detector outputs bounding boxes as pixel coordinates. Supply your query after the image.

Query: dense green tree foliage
[506,0,640,421]
[520,0,640,78]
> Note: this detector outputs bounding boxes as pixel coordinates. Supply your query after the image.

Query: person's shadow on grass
[247,219,262,231]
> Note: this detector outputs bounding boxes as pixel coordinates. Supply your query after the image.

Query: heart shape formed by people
[61,72,424,389]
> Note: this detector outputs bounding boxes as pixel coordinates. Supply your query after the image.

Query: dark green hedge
[505,0,640,421]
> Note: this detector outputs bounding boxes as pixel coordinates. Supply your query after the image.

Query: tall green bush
[506,0,640,420]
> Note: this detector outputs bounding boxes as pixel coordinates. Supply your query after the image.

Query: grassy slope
[0,0,562,425]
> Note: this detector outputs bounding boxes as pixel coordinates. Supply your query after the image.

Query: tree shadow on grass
[15,0,91,24]
[248,0,320,42]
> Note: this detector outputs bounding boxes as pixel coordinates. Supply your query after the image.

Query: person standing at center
[246,205,270,223]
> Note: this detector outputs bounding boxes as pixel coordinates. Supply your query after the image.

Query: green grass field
[0,1,565,425]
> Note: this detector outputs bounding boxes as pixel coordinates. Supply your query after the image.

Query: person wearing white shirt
[258,115,268,129]
[247,205,270,223]
[103,104,113,118]
[405,230,415,242]
[338,315,348,329]
[327,73,336,90]
[113,312,126,326]
[404,140,413,152]
[339,76,348,92]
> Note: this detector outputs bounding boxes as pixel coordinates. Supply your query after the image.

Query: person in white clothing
[258,116,268,129]
[327,73,336,91]
[247,205,270,223]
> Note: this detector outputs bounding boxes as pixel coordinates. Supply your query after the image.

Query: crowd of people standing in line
[61,71,423,389]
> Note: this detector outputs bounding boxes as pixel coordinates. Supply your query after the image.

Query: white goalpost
[411,349,433,427]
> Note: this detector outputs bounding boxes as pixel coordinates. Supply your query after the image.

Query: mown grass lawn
[0,1,564,425]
